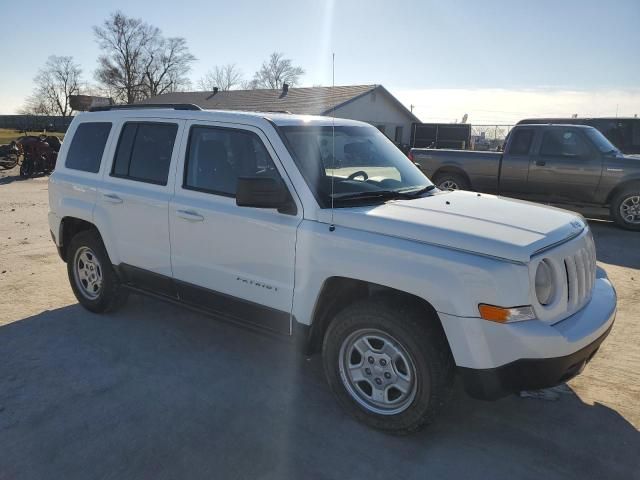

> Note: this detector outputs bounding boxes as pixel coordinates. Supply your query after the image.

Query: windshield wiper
[400,184,437,196]
[331,185,436,204]
[331,190,405,202]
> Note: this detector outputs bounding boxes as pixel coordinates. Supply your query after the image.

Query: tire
[322,297,454,435]
[433,172,470,191]
[19,159,33,178]
[610,186,640,231]
[67,230,128,313]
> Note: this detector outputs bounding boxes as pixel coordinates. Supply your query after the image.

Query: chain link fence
[470,124,515,151]
[0,115,73,133]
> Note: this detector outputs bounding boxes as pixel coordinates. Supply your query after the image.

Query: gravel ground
[0,168,638,480]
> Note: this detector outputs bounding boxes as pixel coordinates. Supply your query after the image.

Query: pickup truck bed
[410,123,640,230]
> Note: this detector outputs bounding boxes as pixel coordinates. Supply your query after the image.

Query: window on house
[394,126,403,143]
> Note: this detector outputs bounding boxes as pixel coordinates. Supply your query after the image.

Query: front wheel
[322,298,454,435]
[67,230,128,312]
[610,187,640,231]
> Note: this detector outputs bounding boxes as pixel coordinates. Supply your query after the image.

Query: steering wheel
[347,170,368,181]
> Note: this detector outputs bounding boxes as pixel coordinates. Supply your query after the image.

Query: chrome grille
[531,228,597,324]
[563,233,596,311]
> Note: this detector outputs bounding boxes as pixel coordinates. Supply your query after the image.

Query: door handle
[176,209,204,222]
[535,160,546,166]
[103,193,123,204]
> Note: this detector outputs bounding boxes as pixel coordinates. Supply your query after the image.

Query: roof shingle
[138,85,379,115]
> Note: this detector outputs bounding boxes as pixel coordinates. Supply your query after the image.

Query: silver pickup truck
[410,124,640,230]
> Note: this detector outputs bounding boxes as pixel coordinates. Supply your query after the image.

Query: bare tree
[143,37,196,97]
[93,12,160,104]
[21,56,81,116]
[198,64,243,91]
[251,52,305,89]
[240,78,260,90]
[19,96,54,116]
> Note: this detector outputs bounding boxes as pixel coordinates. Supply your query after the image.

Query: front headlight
[535,259,555,305]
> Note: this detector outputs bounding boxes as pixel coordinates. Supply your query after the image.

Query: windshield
[584,127,619,153]
[280,125,432,207]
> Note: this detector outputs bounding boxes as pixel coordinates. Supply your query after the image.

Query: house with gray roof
[138,84,419,146]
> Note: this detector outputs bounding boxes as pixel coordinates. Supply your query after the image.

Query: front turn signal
[478,304,536,323]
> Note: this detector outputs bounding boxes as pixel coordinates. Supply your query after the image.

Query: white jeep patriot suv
[49,104,617,434]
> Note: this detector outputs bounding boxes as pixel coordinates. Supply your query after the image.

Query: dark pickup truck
[410,124,640,230]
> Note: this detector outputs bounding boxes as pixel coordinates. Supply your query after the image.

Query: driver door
[169,121,302,334]
[527,127,603,204]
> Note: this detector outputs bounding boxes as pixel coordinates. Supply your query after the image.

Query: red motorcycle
[18,136,60,178]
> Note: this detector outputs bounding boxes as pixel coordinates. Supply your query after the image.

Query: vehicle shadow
[588,219,640,269]
[0,298,637,480]
[0,172,25,185]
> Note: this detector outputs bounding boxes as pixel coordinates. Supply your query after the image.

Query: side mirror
[236,177,291,211]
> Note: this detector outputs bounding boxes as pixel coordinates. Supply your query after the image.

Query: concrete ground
[0,170,638,480]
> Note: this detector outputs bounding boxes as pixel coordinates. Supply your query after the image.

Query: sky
[1,0,639,123]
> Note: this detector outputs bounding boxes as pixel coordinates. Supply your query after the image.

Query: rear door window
[111,122,178,185]
[65,122,112,173]
[508,129,534,155]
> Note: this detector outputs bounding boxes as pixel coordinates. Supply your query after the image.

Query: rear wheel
[322,297,454,435]
[433,172,469,191]
[67,230,128,312]
[610,187,640,231]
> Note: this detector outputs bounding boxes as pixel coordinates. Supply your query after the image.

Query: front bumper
[459,323,612,399]
[439,267,616,399]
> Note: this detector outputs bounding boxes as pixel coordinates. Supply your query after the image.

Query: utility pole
[410,104,415,113]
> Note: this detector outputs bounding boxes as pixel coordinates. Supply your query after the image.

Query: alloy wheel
[338,329,417,415]
[73,246,103,299]
[620,195,640,225]
[439,180,458,190]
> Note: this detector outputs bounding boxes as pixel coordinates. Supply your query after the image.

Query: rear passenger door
[95,118,185,294]
[168,121,301,334]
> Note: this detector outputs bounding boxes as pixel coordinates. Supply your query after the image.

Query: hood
[324,190,585,263]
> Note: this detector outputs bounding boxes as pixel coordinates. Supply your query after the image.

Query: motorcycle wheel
[20,159,33,178]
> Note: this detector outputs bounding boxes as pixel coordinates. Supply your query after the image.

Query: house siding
[331,90,413,145]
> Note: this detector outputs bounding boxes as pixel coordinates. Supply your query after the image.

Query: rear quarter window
[65,122,112,173]
[508,129,534,155]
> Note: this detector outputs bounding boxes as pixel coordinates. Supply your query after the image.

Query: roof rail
[89,103,202,112]
[258,110,292,114]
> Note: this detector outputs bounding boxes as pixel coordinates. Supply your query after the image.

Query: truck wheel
[322,297,454,435]
[610,187,640,231]
[433,172,469,191]
[67,230,128,313]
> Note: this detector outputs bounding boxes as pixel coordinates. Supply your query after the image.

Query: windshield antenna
[329,52,336,232]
